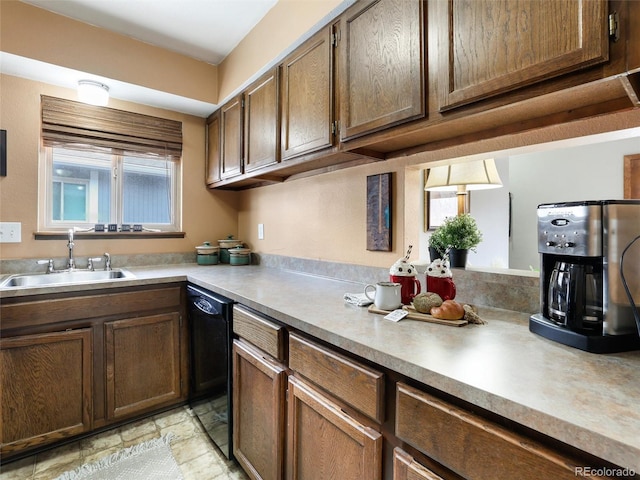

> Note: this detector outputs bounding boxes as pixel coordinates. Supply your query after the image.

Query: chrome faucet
[67,228,76,270]
[37,259,55,274]
[103,252,112,271]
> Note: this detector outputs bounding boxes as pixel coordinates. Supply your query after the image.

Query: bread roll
[412,292,443,313]
[430,300,465,320]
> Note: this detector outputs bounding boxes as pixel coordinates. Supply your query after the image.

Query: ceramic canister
[218,238,242,263]
[196,241,219,265]
[229,246,251,266]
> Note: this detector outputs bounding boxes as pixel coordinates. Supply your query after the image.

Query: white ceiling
[2,0,280,117]
[21,0,279,65]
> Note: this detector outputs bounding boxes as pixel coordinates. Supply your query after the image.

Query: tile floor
[0,406,249,480]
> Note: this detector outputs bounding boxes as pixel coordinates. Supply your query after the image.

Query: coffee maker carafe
[530,200,640,353]
[547,261,602,333]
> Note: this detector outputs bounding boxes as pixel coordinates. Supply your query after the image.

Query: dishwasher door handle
[193,297,221,316]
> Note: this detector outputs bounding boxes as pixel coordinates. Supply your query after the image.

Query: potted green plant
[428,226,448,261]
[432,214,483,267]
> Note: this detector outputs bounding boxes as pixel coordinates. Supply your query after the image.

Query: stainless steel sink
[0,269,136,288]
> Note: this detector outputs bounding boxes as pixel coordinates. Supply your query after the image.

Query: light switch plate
[258,223,264,240]
[0,222,21,243]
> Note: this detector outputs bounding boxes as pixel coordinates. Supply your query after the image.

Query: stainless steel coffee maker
[530,200,640,353]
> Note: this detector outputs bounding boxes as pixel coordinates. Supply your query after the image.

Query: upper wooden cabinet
[220,94,244,180]
[205,110,221,185]
[280,26,334,161]
[244,68,280,173]
[338,0,426,141]
[206,0,639,186]
[438,0,609,110]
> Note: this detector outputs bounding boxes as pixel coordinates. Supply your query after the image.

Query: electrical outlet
[258,223,264,240]
[0,222,22,243]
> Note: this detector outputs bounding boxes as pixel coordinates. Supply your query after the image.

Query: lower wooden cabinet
[0,329,92,456]
[393,448,444,480]
[232,339,287,480]
[0,284,186,461]
[287,375,383,480]
[105,313,183,421]
[395,382,619,480]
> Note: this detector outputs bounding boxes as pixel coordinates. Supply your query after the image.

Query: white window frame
[39,146,182,232]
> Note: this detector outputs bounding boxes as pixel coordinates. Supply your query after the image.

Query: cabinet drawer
[1,286,182,331]
[289,332,384,422]
[395,383,612,480]
[233,305,285,362]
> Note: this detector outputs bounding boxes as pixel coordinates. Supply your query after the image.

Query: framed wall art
[0,129,6,177]
[366,173,391,251]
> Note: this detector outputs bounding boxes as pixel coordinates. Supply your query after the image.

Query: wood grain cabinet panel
[287,375,382,480]
[232,339,287,480]
[289,332,384,423]
[339,0,426,141]
[244,68,280,173]
[0,329,92,455]
[220,94,244,179]
[280,25,334,160]
[205,110,221,185]
[438,0,609,110]
[105,313,182,421]
[393,448,445,480]
[395,382,616,480]
[233,305,285,362]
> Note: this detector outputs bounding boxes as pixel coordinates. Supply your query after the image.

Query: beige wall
[237,161,408,268]
[0,74,239,261]
[0,1,218,104]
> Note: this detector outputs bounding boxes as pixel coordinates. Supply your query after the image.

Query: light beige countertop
[2,263,639,472]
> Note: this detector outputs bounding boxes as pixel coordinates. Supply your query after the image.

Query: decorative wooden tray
[368,305,468,327]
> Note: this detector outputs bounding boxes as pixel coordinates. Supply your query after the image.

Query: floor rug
[55,433,184,480]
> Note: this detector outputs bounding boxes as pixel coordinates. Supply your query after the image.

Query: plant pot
[428,247,442,262]
[448,248,468,268]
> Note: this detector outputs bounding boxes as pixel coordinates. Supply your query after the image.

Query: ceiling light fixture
[424,158,503,214]
[77,80,109,106]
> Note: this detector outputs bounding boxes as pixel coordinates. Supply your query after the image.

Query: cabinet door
[232,339,286,480]
[105,313,182,421]
[281,26,334,161]
[393,448,445,480]
[245,68,279,173]
[339,0,426,141]
[220,94,244,179]
[0,329,92,456]
[287,375,382,480]
[438,0,609,110]
[205,110,221,185]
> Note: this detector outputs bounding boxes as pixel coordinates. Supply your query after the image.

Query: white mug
[364,282,402,311]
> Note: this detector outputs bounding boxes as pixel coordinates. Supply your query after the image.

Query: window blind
[41,95,182,160]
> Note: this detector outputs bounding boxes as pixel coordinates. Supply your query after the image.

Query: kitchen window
[39,95,182,233]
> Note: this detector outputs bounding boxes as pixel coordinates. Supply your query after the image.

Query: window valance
[41,95,182,160]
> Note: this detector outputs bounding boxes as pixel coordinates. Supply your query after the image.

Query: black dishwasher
[186,284,234,461]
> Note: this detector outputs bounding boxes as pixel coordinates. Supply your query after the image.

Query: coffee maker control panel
[537,203,602,257]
